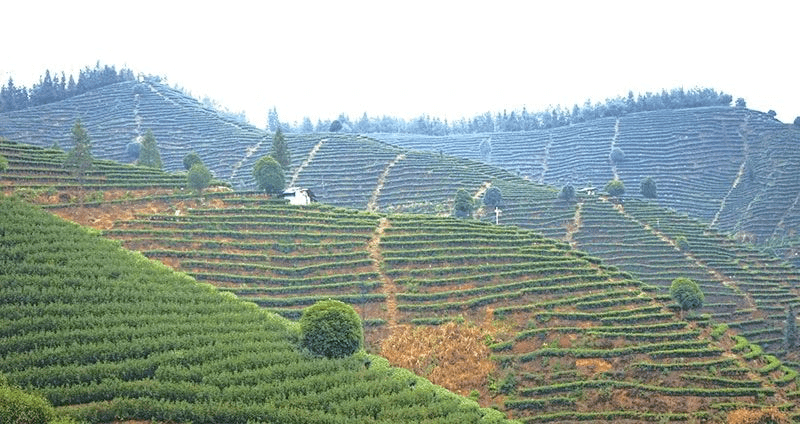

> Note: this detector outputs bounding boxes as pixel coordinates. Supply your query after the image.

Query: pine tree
[138,129,162,169]
[63,119,93,183]
[786,306,797,351]
[270,128,291,169]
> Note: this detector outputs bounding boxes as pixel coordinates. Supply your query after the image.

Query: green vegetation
[63,119,92,182]
[187,162,212,193]
[0,196,509,424]
[300,299,364,358]
[609,147,625,163]
[483,186,503,207]
[137,129,162,169]
[786,306,797,350]
[640,176,657,198]
[558,184,575,201]
[604,179,625,197]
[271,127,291,169]
[253,155,285,194]
[453,188,474,218]
[0,154,7,172]
[670,277,704,316]
[183,151,202,170]
[0,374,72,424]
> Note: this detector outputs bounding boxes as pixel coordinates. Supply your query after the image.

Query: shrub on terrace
[125,141,141,160]
[670,277,704,317]
[0,154,7,172]
[253,155,285,195]
[0,374,75,424]
[604,179,625,197]
[558,184,575,201]
[609,147,625,163]
[483,187,503,208]
[675,235,690,251]
[453,188,475,218]
[640,177,657,199]
[187,163,213,193]
[300,299,363,358]
[183,151,203,170]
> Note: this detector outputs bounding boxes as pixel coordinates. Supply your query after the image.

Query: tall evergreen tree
[270,128,291,169]
[137,129,162,169]
[267,107,280,132]
[786,306,797,350]
[453,189,475,218]
[64,119,93,183]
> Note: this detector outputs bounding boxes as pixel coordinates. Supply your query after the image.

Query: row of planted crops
[0,196,509,423]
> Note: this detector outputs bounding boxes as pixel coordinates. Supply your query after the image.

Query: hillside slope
[370,108,800,245]
[0,80,265,185]
[0,196,510,424]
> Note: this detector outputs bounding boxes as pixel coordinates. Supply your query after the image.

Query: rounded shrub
[670,277,704,315]
[604,179,625,197]
[300,299,363,358]
[0,383,57,424]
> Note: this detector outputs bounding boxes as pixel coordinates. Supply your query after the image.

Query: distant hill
[370,108,800,245]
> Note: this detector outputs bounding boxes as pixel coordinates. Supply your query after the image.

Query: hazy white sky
[3,0,798,127]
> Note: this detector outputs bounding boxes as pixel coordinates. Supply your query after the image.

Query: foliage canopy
[253,155,285,194]
[187,163,212,193]
[604,179,625,197]
[640,177,657,199]
[270,127,291,169]
[137,129,162,169]
[483,186,503,208]
[183,151,203,171]
[453,188,474,218]
[63,119,92,182]
[300,299,363,358]
[670,277,704,314]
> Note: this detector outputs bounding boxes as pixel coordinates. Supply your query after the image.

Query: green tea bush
[300,300,363,358]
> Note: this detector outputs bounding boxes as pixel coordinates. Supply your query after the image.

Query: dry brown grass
[727,408,789,424]
[380,321,496,397]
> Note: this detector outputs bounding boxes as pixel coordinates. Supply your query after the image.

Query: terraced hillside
[46,194,791,422]
[371,108,800,245]
[0,80,265,185]
[0,196,511,424]
[5,139,800,421]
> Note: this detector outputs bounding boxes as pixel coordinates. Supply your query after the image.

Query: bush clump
[0,375,58,424]
[300,299,363,358]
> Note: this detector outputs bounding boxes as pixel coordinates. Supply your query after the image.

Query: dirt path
[290,138,326,186]
[564,200,583,248]
[619,207,758,310]
[367,153,405,212]
[711,114,751,228]
[610,118,621,181]
[369,217,397,329]
[229,136,268,184]
[472,181,492,219]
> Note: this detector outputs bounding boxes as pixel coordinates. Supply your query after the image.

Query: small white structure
[281,187,316,206]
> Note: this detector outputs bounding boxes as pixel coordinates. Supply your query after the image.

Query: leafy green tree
[794,116,800,127]
[609,147,625,163]
[604,179,625,197]
[670,277,704,317]
[270,127,291,169]
[735,97,747,108]
[183,151,203,170]
[187,163,212,193]
[329,120,343,132]
[640,177,657,199]
[675,235,690,251]
[0,154,7,172]
[483,186,503,208]
[253,155,285,194]
[558,184,575,201]
[63,119,92,183]
[300,299,363,358]
[125,141,141,160]
[453,188,474,218]
[137,129,162,169]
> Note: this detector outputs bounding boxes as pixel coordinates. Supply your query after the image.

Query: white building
[281,187,316,206]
